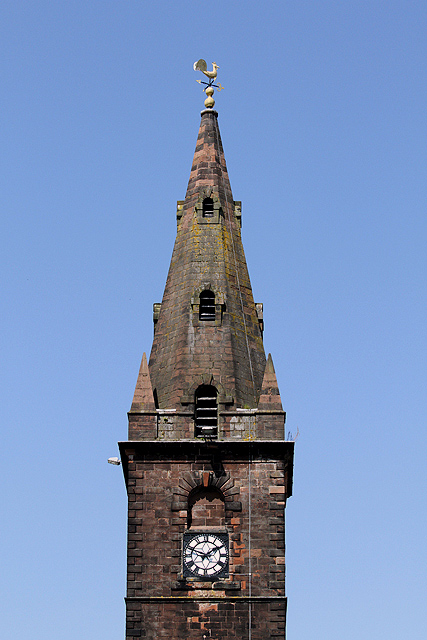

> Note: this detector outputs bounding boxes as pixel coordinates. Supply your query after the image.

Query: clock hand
[193,548,216,562]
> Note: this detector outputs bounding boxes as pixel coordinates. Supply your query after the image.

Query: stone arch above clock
[188,486,225,528]
[171,470,242,514]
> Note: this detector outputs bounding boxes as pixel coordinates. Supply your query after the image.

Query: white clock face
[183,533,229,578]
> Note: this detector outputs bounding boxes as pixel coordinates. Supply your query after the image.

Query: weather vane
[193,59,224,109]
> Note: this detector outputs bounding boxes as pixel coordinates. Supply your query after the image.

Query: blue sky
[1,1,426,638]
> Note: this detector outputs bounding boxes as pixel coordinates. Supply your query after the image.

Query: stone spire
[147,109,267,411]
[183,108,233,214]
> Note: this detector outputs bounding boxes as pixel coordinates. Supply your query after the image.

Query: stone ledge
[125,595,287,602]
[171,580,241,591]
[119,440,294,500]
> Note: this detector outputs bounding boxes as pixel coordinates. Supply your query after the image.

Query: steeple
[120,81,294,640]
[147,108,267,412]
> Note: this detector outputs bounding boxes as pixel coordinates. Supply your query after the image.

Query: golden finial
[193,59,224,109]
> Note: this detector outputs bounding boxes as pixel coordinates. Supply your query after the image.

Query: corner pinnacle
[258,354,283,410]
[131,352,156,411]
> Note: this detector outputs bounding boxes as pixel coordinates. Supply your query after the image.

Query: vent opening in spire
[202,197,214,217]
[195,385,218,437]
[199,290,216,321]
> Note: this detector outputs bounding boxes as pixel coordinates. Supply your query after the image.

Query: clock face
[183,532,229,579]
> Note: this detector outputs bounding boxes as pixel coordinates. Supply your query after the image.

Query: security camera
[107,457,121,465]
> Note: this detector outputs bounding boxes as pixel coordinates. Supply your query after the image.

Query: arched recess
[199,290,216,321]
[171,470,242,516]
[191,283,225,327]
[180,373,233,410]
[194,190,222,224]
[202,197,214,218]
[185,374,228,403]
[187,485,225,528]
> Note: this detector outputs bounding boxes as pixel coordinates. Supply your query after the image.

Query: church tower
[119,79,294,639]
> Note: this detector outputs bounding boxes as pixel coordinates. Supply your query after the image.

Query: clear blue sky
[1,2,426,638]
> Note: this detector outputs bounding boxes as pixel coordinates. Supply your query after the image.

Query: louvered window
[195,385,218,437]
[202,197,214,217]
[199,290,215,321]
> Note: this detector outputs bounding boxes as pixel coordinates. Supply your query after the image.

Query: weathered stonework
[121,107,294,639]
[120,441,293,639]
[147,109,266,411]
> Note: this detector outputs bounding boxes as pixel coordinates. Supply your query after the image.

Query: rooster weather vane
[193,59,224,109]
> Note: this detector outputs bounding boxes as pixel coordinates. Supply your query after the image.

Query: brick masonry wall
[121,441,293,639]
[125,599,286,639]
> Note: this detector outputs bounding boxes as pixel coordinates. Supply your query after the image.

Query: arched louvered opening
[195,385,218,437]
[199,290,215,321]
[202,197,214,217]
